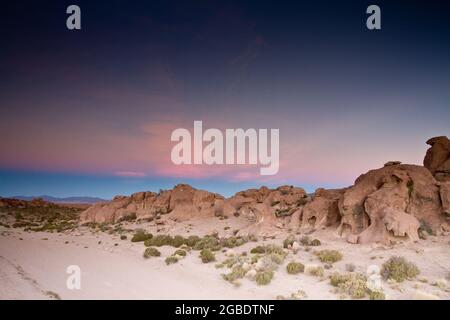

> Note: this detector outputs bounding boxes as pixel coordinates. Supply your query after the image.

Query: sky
[0,0,449,199]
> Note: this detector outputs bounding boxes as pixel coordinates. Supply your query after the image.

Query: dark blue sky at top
[0,0,449,199]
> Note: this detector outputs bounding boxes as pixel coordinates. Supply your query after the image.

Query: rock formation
[424,136,450,182]
[294,188,345,232]
[79,136,450,244]
[80,184,223,223]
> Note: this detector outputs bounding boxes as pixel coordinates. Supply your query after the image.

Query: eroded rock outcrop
[79,136,450,244]
[337,164,444,244]
[80,184,223,223]
[295,188,346,232]
[424,136,450,182]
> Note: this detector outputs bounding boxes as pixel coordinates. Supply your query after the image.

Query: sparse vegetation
[0,199,81,233]
[174,249,187,257]
[286,262,305,274]
[131,230,153,242]
[369,290,386,300]
[120,235,127,240]
[330,272,368,299]
[308,266,324,277]
[145,234,173,246]
[193,235,221,251]
[255,270,274,285]
[165,256,179,265]
[200,249,215,263]
[222,265,246,282]
[381,256,420,282]
[316,250,342,264]
[143,247,161,258]
[221,236,247,248]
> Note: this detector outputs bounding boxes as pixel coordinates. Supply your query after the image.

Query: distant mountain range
[11,195,108,204]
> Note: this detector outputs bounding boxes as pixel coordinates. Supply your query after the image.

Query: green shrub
[146,234,173,247]
[165,256,179,265]
[250,245,266,254]
[222,265,246,282]
[269,253,285,265]
[330,272,368,299]
[369,290,386,300]
[286,262,305,274]
[200,249,215,263]
[221,236,247,248]
[131,230,152,242]
[317,250,342,263]
[381,256,420,282]
[143,247,161,258]
[250,244,285,256]
[194,236,221,251]
[185,235,201,247]
[308,266,324,277]
[310,239,321,246]
[255,270,274,285]
[174,249,187,257]
[171,235,186,248]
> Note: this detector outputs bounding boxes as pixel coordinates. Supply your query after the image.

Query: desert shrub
[283,235,295,248]
[200,249,215,263]
[381,256,420,282]
[185,235,201,247]
[330,272,368,299]
[146,234,173,247]
[286,262,305,274]
[255,270,274,285]
[194,235,221,251]
[250,246,266,254]
[221,236,247,248]
[317,250,342,264]
[165,256,179,265]
[131,230,153,242]
[174,249,187,257]
[143,247,161,258]
[310,239,321,246]
[120,235,127,240]
[369,290,386,300]
[308,266,324,277]
[171,235,186,248]
[217,255,248,269]
[222,265,247,282]
[269,253,285,265]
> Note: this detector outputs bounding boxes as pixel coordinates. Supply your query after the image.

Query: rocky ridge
[80,136,450,244]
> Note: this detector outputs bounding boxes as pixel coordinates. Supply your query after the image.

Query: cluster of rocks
[80,136,450,245]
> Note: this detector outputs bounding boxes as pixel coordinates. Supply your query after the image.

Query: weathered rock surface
[296,188,346,231]
[80,184,223,223]
[338,164,444,243]
[424,136,450,182]
[79,136,450,244]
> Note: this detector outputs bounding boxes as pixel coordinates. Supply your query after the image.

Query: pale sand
[0,217,449,300]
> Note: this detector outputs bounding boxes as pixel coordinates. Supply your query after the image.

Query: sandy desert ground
[1,215,449,300]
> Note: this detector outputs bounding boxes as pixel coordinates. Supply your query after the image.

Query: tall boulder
[424,136,450,182]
